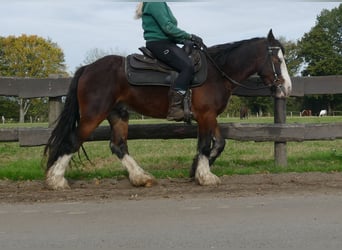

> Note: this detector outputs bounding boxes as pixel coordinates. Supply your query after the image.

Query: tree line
[0,4,341,122]
[0,35,67,122]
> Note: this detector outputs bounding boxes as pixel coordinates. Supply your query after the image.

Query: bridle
[200,43,283,92]
[266,46,282,84]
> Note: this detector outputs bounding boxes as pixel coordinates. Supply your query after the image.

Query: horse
[319,109,327,117]
[301,109,312,116]
[239,106,249,119]
[44,30,292,190]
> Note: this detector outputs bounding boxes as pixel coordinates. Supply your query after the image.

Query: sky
[0,0,340,73]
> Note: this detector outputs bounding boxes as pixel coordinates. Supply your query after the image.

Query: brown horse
[301,109,312,116]
[240,106,249,119]
[44,30,292,190]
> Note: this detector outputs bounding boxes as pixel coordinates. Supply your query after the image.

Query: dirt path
[1,172,342,203]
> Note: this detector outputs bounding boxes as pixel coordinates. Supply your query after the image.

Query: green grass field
[0,116,341,181]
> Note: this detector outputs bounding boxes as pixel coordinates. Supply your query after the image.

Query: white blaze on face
[278,49,292,97]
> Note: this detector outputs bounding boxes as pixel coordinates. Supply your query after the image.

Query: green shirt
[142,2,191,43]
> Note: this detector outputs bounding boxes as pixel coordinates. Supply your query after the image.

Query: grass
[1,139,341,181]
[0,144,45,180]
[0,116,342,181]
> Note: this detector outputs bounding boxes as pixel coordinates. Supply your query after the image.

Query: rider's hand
[190,34,203,47]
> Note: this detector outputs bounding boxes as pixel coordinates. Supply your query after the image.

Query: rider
[135,2,203,121]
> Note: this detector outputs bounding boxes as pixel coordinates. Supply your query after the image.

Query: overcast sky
[0,0,340,73]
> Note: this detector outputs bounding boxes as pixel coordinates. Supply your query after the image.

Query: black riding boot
[167,89,185,121]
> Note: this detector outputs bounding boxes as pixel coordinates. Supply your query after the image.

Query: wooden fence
[1,75,342,166]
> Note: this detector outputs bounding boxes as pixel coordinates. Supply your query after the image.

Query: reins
[198,42,278,91]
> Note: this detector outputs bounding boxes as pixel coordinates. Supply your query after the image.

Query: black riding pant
[146,40,194,92]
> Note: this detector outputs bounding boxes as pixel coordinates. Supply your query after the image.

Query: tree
[297,4,342,114]
[224,96,243,117]
[0,34,68,122]
[298,4,342,76]
[26,98,49,122]
[0,97,18,121]
[278,37,302,77]
[0,34,67,77]
[82,47,127,66]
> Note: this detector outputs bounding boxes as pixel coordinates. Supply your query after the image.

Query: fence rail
[1,123,342,147]
[1,75,342,166]
[1,75,342,98]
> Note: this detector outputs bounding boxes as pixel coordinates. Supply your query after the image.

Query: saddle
[125,43,207,87]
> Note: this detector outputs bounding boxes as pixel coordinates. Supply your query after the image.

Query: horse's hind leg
[46,114,106,190]
[108,105,156,187]
[46,154,73,190]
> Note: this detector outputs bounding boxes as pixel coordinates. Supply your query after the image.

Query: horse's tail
[44,66,85,170]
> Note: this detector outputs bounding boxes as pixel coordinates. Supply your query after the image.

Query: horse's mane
[207,37,264,66]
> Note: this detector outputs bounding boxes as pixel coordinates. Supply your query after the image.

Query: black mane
[207,36,285,67]
[207,37,264,66]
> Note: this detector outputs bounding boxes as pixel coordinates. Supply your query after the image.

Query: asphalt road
[1,194,342,250]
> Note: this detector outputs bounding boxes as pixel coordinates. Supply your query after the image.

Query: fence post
[47,74,64,128]
[274,97,287,166]
[48,97,63,127]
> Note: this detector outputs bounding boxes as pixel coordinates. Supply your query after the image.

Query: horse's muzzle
[274,83,292,98]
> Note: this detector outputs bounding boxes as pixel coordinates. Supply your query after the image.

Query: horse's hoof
[195,172,221,186]
[130,173,157,187]
[45,176,71,190]
[144,178,158,187]
[194,154,221,186]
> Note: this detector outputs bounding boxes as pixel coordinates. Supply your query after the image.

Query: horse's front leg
[108,107,156,187]
[46,116,103,190]
[191,117,222,186]
[208,125,226,166]
[121,154,156,187]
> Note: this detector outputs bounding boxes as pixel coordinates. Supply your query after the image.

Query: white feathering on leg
[195,154,221,186]
[46,154,72,190]
[122,154,156,187]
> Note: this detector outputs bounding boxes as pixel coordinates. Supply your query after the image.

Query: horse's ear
[267,29,275,42]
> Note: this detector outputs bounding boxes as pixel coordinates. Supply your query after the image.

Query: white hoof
[195,171,221,186]
[195,154,221,186]
[129,172,157,187]
[46,174,70,190]
[122,154,157,187]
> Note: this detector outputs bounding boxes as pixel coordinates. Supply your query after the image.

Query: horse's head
[258,29,292,98]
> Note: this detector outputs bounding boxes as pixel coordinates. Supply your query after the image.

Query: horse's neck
[224,42,262,82]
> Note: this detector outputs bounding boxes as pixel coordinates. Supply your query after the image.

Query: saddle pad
[125,50,207,88]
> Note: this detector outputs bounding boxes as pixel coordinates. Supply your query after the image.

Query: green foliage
[278,37,302,77]
[298,4,342,76]
[295,4,342,113]
[0,97,18,120]
[224,96,243,117]
[0,34,68,122]
[0,34,67,77]
[26,98,49,122]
